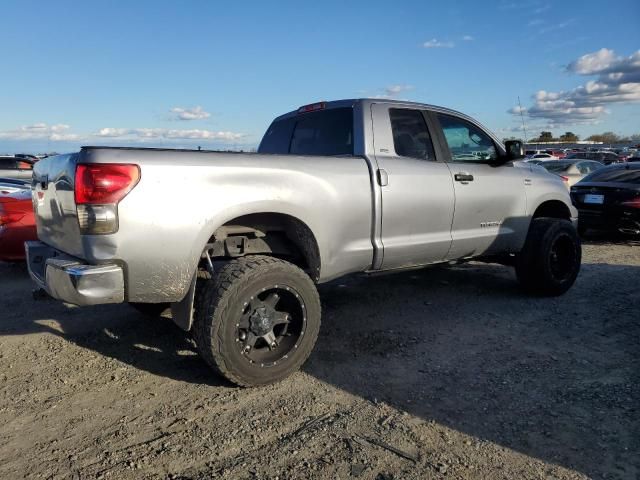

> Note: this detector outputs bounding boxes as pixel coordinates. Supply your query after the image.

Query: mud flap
[170,274,197,331]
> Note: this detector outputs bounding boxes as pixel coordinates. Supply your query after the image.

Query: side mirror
[504,140,525,160]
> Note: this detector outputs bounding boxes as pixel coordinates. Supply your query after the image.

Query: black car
[565,151,623,165]
[570,163,640,235]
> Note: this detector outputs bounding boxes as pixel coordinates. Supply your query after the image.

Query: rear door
[371,103,455,269]
[431,112,528,258]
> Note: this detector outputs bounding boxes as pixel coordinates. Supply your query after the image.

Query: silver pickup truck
[27,99,581,386]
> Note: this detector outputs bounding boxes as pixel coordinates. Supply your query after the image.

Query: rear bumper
[577,208,640,234]
[25,241,124,305]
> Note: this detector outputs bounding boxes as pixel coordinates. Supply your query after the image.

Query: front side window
[389,108,436,161]
[437,114,498,162]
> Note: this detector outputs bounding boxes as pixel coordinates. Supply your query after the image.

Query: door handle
[454,173,474,182]
[377,168,388,186]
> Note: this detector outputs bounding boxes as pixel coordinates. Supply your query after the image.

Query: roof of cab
[272,98,470,123]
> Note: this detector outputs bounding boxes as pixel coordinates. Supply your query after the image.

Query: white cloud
[462,35,474,41]
[567,48,640,75]
[371,84,414,100]
[536,19,574,34]
[97,128,130,137]
[0,123,81,141]
[169,106,211,121]
[385,85,413,96]
[509,48,640,125]
[423,38,455,49]
[95,127,245,141]
[0,123,246,145]
[533,4,550,13]
[508,106,528,115]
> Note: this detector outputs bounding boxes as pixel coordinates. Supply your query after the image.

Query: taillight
[621,197,640,209]
[75,164,140,205]
[74,164,140,235]
[297,102,326,114]
[560,175,569,182]
[0,206,24,226]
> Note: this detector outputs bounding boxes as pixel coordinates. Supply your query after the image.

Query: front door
[431,112,528,259]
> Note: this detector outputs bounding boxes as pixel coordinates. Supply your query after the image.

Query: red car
[0,182,37,261]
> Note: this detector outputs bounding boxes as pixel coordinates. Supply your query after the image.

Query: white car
[540,159,604,188]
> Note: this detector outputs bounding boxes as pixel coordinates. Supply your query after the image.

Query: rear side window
[582,167,640,184]
[389,109,436,161]
[259,108,353,156]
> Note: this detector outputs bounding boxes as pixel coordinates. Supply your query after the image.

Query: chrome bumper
[25,241,124,305]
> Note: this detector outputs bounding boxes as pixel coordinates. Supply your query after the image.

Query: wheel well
[532,200,571,220]
[205,213,321,281]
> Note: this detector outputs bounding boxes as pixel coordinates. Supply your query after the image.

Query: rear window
[582,167,640,184]
[258,107,353,156]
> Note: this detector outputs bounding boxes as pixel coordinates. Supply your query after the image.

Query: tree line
[525,131,640,144]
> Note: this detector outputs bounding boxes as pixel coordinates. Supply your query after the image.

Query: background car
[547,149,566,159]
[540,159,604,188]
[0,177,31,194]
[566,151,625,165]
[526,152,558,161]
[0,182,37,261]
[570,163,640,236]
[0,156,34,180]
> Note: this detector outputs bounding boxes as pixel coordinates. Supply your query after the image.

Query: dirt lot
[1,239,638,480]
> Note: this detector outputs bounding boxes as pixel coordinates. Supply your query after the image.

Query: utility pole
[518,96,528,144]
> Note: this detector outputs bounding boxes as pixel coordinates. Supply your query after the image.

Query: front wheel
[192,256,321,387]
[516,218,581,296]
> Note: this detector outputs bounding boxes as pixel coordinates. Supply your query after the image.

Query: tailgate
[32,153,85,258]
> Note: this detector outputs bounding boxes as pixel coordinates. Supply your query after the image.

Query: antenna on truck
[518,96,528,144]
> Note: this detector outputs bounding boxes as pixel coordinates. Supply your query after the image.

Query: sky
[0,0,639,153]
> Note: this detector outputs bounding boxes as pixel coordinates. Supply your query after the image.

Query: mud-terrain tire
[516,217,581,296]
[129,302,170,317]
[192,255,321,387]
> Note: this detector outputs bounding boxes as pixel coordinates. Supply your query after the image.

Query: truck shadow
[0,263,230,388]
[306,261,640,479]
[2,259,638,478]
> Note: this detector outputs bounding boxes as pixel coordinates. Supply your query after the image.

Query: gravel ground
[0,238,638,480]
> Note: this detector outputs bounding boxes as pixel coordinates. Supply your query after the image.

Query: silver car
[0,156,34,181]
[541,159,604,188]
